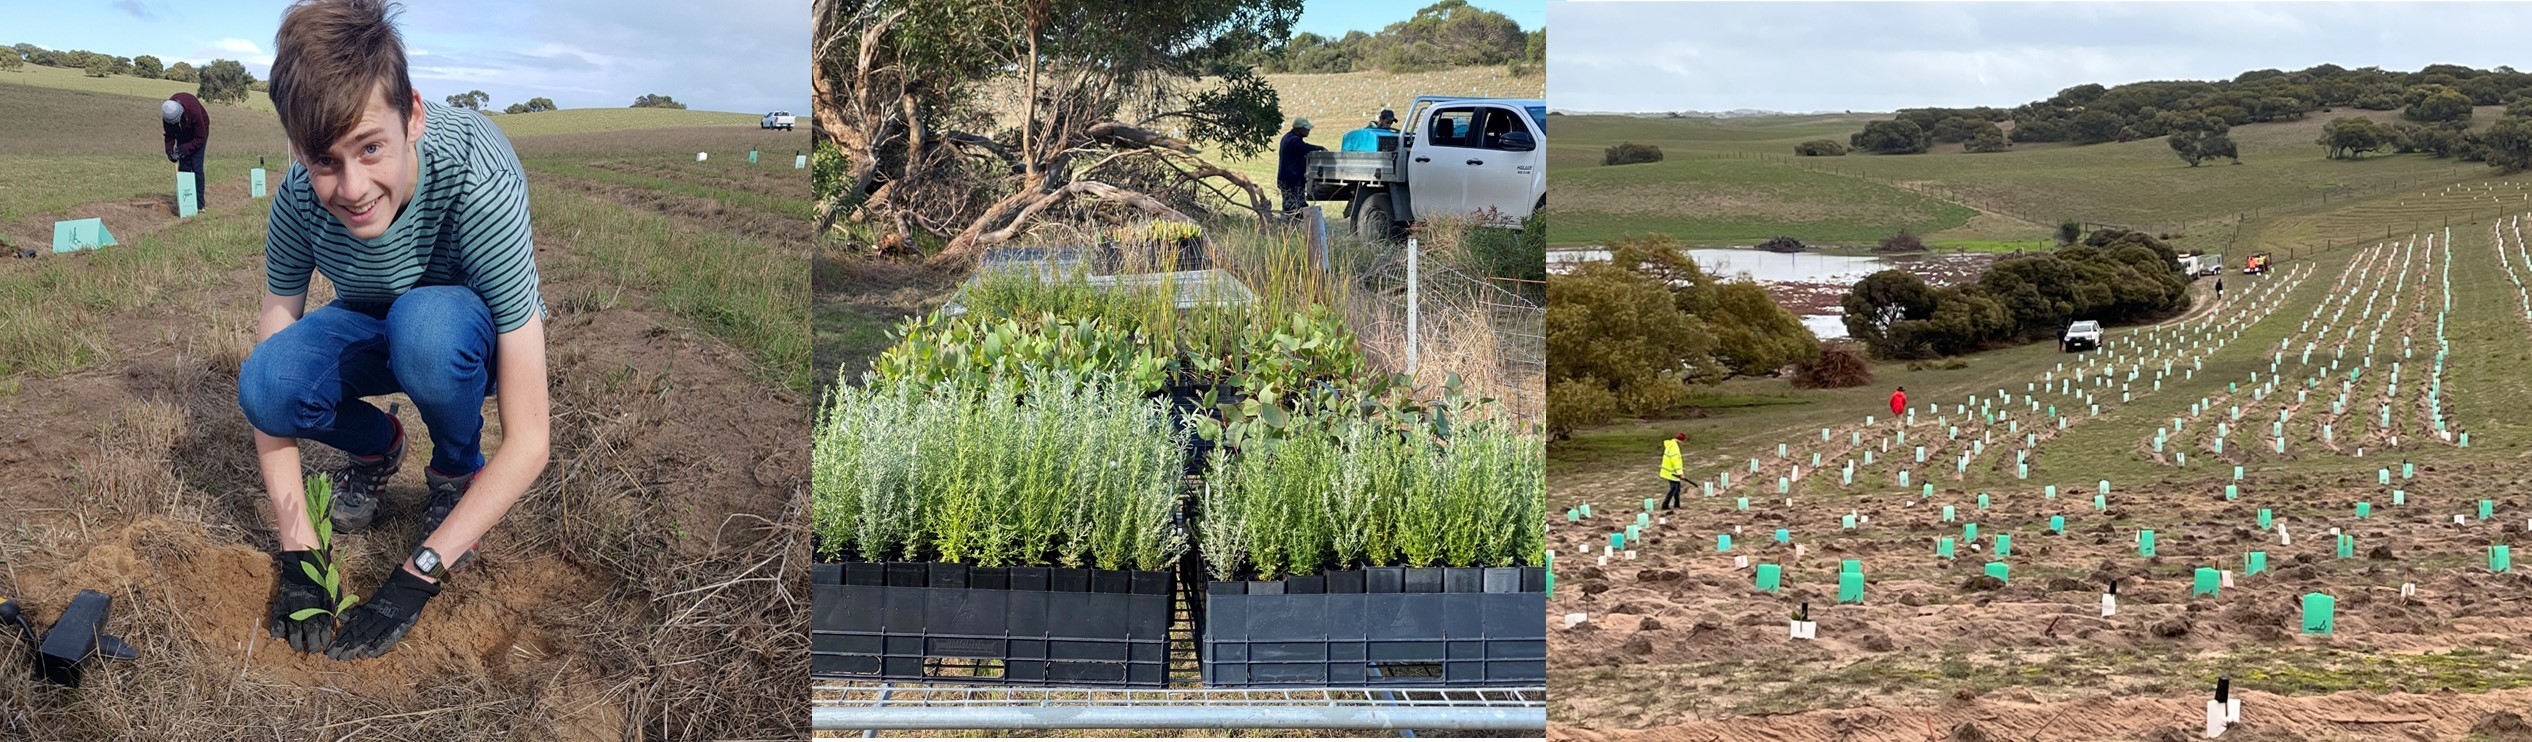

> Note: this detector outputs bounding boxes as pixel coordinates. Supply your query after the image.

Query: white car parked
[1302,96,1546,240]
[761,111,796,131]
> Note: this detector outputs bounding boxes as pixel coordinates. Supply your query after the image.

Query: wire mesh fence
[1302,210,1544,422]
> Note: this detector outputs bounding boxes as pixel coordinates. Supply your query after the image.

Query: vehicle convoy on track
[1301,95,1546,241]
[2062,320,2102,352]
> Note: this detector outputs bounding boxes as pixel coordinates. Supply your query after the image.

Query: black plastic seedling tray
[811,561,1173,687]
[1200,566,1547,687]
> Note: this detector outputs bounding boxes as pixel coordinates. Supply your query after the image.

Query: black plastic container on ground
[1201,566,1548,687]
[811,561,1174,687]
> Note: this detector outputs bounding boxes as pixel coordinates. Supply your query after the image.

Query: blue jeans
[238,285,495,476]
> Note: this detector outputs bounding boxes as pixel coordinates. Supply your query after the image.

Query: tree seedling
[291,474,360,623]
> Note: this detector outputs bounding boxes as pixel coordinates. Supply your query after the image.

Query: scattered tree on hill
[2169,115,2238,166]
[1793,139,1845,156]
[1963,127,2010,153]
[1877,229,1925,253]
[0,50,20,72]
[1841,271,1940,356]
[2390,122,2468,157]
[1929,116,1992,144]
[132,54,161,79]
[163,60,195,83]
[82,57,111,77]
[2057,220,2082,245]
[2200,134,2239,164]
[2069,110,2126,144]
[2318,117,2390,159]
[1258,0,1530,74]
[2508,98,2532,119]
[1547,233,1818,435]
[444,90,490,110]
[502,97,559,114]
[196,59,254,104]
[1603,142,1663,166]
[1850,119,1930,154]
[2405,85,2474,124]
[631,93,686,109]
[2485,118,2532,173]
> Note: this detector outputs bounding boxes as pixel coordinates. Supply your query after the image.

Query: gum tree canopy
[815,0,1301,265]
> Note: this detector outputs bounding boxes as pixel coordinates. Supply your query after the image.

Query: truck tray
[1305,151,1400,185]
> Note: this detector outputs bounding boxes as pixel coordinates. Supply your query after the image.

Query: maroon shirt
[164,92,208,158]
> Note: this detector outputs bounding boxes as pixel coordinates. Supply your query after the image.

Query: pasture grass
[1550,108,2519,248]
[489,108,765,137]
[531,182,811,394]
[0,206,268,380]
[0,63,277,111]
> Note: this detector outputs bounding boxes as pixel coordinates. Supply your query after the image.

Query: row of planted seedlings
[811,224,1546,688]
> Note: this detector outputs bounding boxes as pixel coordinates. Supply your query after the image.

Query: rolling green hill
[1553,107,2518,249]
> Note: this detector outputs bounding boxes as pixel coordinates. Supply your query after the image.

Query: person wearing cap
[1659,433,1686,509]
[1341,109,1402,153]
[1275,117,1326,215]
[163,91,210,213]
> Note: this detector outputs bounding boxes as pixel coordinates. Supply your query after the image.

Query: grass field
[0,63,277,110]
[1550,118,2532,735]
[1551,107,2518,250]
[490,107,765,137]
[0,69,810,739]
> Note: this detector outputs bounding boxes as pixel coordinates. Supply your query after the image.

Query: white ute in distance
[2062,320,2103,353]
[1301,95,1546,241]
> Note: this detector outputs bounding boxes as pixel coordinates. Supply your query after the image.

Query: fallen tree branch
[929,180,1198,268]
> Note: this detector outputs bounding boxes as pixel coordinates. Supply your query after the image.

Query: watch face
[414,547,440,575]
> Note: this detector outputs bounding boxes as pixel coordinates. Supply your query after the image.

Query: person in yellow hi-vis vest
[1659,433,1686,509]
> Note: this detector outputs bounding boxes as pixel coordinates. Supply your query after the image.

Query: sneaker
[418,469,481,572]
[329,419,405,533]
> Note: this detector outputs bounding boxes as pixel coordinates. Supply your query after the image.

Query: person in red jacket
[1889,386,1906,416]
[162,91,210,213]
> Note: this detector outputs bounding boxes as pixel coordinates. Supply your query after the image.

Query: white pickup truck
[761,111,796,131]
[1301,96,1546,240]
[2062,320,2103,353]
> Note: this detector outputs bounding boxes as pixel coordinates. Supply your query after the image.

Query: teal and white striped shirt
[265,100,544,333]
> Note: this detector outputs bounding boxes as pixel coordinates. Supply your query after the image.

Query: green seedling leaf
[338,592,358,612]
[289,607,330,621]
[301,561,328,586]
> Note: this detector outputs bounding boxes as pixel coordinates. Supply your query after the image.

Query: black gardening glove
[326,568,441,660]
[268,550,335,653]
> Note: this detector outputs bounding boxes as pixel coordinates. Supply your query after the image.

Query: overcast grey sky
[1550,2,2532,113]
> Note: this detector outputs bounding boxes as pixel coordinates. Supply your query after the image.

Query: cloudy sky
[11,0,804,113]
[1551,2,2532,113]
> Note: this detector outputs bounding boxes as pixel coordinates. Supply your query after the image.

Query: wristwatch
[412,546,451,582]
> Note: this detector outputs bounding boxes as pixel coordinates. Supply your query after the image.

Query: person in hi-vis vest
[1659,433,1686,509]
